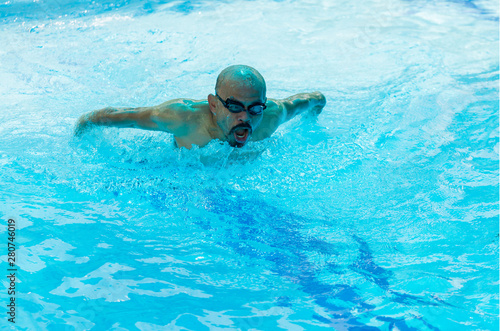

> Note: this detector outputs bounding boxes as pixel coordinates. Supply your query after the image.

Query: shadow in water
[150,187,445,330]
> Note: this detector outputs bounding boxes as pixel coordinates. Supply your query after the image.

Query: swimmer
[74,65,326,149]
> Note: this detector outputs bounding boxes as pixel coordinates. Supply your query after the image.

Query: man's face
[214,85,265,147]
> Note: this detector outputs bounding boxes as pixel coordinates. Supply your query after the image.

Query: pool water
[0,0,498,330]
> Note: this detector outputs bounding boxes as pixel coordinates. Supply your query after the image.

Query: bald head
[215,65,266,96]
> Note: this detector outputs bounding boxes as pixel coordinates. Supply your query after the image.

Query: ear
[208,94,217,114]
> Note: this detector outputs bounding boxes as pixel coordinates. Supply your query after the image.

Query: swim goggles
[215,93,266,116]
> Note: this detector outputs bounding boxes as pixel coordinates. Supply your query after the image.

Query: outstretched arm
[252,91,326,141]
[280,91,326,122]
[74,100,190,136]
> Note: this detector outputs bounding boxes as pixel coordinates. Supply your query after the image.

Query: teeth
[235,129,247,138]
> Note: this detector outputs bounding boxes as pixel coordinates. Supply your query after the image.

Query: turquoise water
[0,0,498,330]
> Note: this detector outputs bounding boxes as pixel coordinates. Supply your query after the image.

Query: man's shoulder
[154,98,211,125]
[252,99,286,140]
[147,98,210,136]
[157,98,209,114]
[263,99,287,121]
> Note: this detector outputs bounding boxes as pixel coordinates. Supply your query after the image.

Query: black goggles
[215,93,266,116]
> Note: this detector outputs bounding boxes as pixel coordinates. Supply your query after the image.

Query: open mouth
[234,128,249,144]
[230,124,252,147]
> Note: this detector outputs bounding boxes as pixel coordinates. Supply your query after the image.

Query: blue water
[0,0,498,330]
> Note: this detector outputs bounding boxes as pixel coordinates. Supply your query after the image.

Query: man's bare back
[75,65,326,149]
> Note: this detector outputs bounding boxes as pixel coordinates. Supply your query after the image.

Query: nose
[237,110,250,122]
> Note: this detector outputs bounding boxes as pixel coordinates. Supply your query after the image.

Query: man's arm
[279,91,326,122]
[74,100,191,136]
[252,91,326,141]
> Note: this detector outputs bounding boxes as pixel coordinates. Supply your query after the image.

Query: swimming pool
[0,0,498,329]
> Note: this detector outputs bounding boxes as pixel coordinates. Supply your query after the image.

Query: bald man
[74,65,326,149]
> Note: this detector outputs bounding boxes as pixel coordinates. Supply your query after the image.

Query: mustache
[230,123,253,134]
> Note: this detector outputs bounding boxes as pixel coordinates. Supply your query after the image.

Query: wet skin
[75,65,326,149]
[75,90,325,149]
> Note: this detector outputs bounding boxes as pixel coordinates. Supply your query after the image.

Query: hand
[309,92,326,116]
[74,115,92,136]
